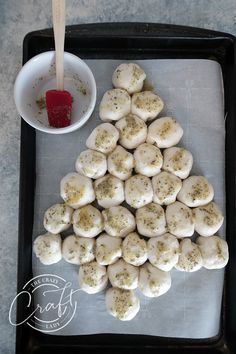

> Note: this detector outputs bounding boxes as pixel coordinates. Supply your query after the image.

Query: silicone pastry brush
[46,0,72,128]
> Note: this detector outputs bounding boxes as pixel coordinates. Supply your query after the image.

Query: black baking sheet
[16,23,236,354]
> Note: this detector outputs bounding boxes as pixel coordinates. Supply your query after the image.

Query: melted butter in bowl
[14,51,96,134]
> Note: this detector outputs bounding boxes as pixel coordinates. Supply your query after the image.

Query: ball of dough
[60,172,95,209]
[136,203,166,237]
[139,262,171,297]
[75,149,107,179]
[43,203,73,234]
[102,206,136,238]
[166,201,194,238]
[122,232,148,266]
[78,261,108,294]
[62,235,95,265]
[72,205,103,238]
[115,113,147,149]
[152,171,182,205]
[134,143,163,177]
[147,117,183,148]
[147,233,179,271]
[175,239,203,272]
[196,235,229,269]
[163,147,193,179]
[96,233,122,265]
[33,233,62,265]
[108,259,139,290]
[94,174,125,208]
[106,287,140,321]
[193,202,224,237]
[107,145,134,181]
[177,175,214,207]
[99,88,131,121]
[125,174,153,209]
[112,62,146,94]
[131,91,164,122]
[86,123,119,154]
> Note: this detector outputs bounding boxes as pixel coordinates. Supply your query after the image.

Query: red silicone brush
[46,0,72,128]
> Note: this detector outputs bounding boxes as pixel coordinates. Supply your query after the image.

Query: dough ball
[75,149,107,179]
[43,203,73,234]
[147,233,179,271]
[115,113,147,149]
[152,171,182,205]
[94,174,125,208]
[136,203,166,237]
[86,123,119,154]
[134,143,163,177]
[112,62,146,94]
[177,175,214,207]
[33,233,62,265]
[193,202,224,237]
[147,117,183,148]
[107,145,134,181]
[163,147,193,179]
[166,201,194,238]
[139,262,171,297]
[62,235,95,265]
[131,91,164,122]
[60,172,95,209]
[125,174,153,209]
[102,206,135,238]
[72,205,103,238]
[106,287,140,321]
[175,239,203,272]
[96,233,122,265]
[196,235,229,269]
[108,259,139,290]
[99,88,131,121]
[122,232,148,266]
[78,261,108,294]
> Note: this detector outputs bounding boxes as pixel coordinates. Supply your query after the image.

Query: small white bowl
[14,51,96,134]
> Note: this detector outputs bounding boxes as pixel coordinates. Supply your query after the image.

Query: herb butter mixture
[33,62,228,322]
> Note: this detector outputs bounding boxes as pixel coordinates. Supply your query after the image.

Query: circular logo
[9,274,79,333]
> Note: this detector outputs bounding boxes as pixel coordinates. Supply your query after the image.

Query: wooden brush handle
[52,0,65,91]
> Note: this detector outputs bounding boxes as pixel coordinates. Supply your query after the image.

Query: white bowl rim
[14,51,97,134]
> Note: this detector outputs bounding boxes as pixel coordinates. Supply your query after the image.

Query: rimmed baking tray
[16,23,236,354]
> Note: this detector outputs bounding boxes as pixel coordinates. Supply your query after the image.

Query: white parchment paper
[32,59,225,338]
